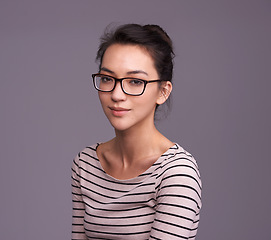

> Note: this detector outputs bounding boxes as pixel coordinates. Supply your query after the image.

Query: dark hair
[96,23,175,116]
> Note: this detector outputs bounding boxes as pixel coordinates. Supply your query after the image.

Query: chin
[104,110,155,133]
[106,116,136,132]
[109,121,132,132]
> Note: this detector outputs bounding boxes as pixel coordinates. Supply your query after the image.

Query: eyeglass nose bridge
[111,78,127,94]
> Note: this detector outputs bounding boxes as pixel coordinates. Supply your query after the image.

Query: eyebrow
[100,67,114,74]
[100,67,148,76]
[127,70,149,76]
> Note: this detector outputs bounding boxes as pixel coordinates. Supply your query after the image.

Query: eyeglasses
[92,73,164,96]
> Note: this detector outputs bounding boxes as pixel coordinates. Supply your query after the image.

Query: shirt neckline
[93,142,178,183]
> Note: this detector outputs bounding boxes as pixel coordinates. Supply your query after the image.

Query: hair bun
[143,24,173,49]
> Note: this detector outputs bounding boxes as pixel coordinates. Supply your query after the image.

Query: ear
[156,81,172,105]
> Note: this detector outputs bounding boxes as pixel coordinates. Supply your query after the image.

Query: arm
[71,153,88,240]
[149,157,202,240]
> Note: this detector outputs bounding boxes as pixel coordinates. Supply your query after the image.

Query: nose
[111,81,126,101]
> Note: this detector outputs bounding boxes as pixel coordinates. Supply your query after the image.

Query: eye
[100,75,114,83]
[128,79,144,86]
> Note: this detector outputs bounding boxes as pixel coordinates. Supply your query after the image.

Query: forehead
[101,44,158,77]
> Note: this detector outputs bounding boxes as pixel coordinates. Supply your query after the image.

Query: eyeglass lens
[94,75,145,95]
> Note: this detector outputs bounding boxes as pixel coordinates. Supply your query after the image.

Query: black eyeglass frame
[92,73,165,96]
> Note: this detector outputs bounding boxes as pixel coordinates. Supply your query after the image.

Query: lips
[109,106,130,117]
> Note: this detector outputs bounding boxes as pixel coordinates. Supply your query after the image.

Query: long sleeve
[71,153,87,240]
[149,154,202,239]
[70,144,201,240]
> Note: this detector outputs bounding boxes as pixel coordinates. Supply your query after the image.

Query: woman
[72,24,202,240]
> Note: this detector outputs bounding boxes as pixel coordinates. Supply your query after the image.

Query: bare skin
[97,124,174,180]
[96,44,173,180]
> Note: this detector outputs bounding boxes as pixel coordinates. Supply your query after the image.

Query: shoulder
[72,143,100,171]
[158,143,202,191]
[156,143,202,210]
[160,143,200,171]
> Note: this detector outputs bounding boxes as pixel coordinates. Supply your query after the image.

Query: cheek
[98,92,107,106]
[98,93,111,116]
[134,92,159,114]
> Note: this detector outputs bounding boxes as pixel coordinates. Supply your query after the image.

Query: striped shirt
[71,143,202,240]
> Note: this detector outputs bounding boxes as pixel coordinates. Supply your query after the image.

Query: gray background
[1,0,270,239]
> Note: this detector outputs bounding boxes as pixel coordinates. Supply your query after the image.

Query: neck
[112,121,168,166]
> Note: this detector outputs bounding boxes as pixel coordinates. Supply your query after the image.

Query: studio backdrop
[1,0,270,239]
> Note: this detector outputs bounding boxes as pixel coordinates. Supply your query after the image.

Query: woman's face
[98,44,165,132]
